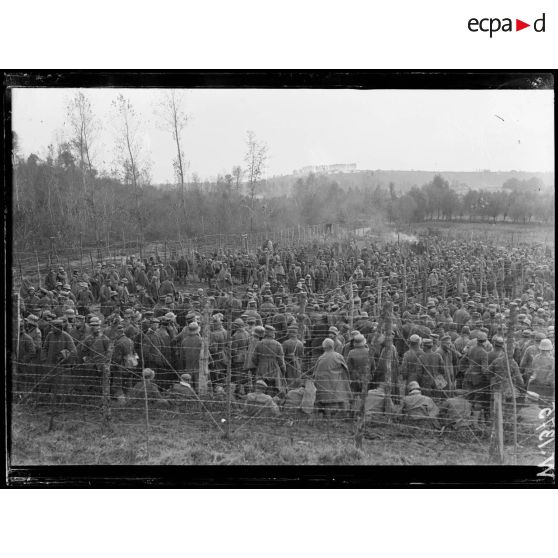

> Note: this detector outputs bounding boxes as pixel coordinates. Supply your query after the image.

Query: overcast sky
[12,88,554,183]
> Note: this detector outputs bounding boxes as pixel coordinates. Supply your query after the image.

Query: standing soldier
[282,324,305,389]
[462,331,490,428]
[111,322,136,401]
[251,325,287,395]
[41,318,77,411]
[400,334,424,386]
[209,314,229,391]
[177,321,203,393]
[78,316,111,395]
[520,331,544,388]
[141,317,165,386]
[346,334,374,398]
[17,321,36,395]
[487,336,524,432]
[528,338,554,406]
[417,338,444,396]
[435,334,458,394]
[76,282,94,315]
[230,318,251,395]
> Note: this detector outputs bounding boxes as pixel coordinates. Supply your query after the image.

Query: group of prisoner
[13,235,555,432]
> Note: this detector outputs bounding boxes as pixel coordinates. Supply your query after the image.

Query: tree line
[12,92,554,252]
[388,174,554,225]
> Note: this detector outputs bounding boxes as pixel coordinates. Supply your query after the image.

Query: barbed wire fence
[9,221,554,464]
[10,296,551,464]
[12,220,555,289]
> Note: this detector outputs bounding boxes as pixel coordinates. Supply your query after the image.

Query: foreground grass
[9,405,546,466]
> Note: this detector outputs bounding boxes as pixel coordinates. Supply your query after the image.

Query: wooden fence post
[101,363,112,431]
[79,233,83,274]
[225,312,232,439]
[381,300,394,423]
[198,303,210,397]
[402,261,407,309]
[503,304,519,464]
[35,250,41,288]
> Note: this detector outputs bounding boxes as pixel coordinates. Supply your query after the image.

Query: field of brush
[10,403,547,466]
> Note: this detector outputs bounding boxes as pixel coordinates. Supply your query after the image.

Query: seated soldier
[244,379,280,418]
[168,373,199,414]
[401,381,439,427]
[283,385,306,417]
[127,368,169,409]
[438,389,472,431]
[365,382,390,421]
[168,373,197,399]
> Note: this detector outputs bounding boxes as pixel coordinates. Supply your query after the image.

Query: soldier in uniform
[346,334,374,398]
[230,318,251,395]
[282,324,305,389]
[177,321,203,393]
[111,322,136,400]
[462,331,490,428]
[528,338,554,406]
[400,334,424,386]
[251,325,287,395]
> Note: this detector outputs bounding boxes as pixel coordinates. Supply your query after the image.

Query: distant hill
[263,169,554,196]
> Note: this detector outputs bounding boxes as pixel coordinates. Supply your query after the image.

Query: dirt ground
[9,403,549,466]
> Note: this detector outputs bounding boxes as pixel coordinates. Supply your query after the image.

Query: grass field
[412,221,554,246]
[9,404,548,466]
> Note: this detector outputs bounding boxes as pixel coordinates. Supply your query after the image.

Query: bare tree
[112,94,150,234]
[155,91,189,229]
[232,165,243,193]
[244,131,268,231]
[67,91,100,245]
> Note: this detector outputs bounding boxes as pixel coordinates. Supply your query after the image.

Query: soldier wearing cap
[327,326,344,354]
[435,334,458,394]
[23,286,41,315]
[177,321,203,392]
[280,324,304,389]
[16,318,37,394]
[417,337,445,395]
[42,318,77,368]
[230,318,251,394]
[488,336,524,426]
[438,389,472,431]
[453,299,471,334]
[76,281,94,315]
[401,334,424,386]
[158,313,178,380]
[141,317,165,383]
[56,266,68,286]
[314,338,352,415]
[346,333,374,398]
[520,331,545,387]
[70,314,90,346]
[127,368,169,409]
[244,325,265,387]
[244,379,280,417]
[401,381,439,427]
[39,317,78,406]
[244,299,263,327]
[251,325,287,395]
[78,316,110,392]
[207,313,229,390]
[168,373,198,412]
[24,314,42,359]
[528,339,554,405]
[111,322,136,399]
[462,330,490,427]
[454,325,471,355]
